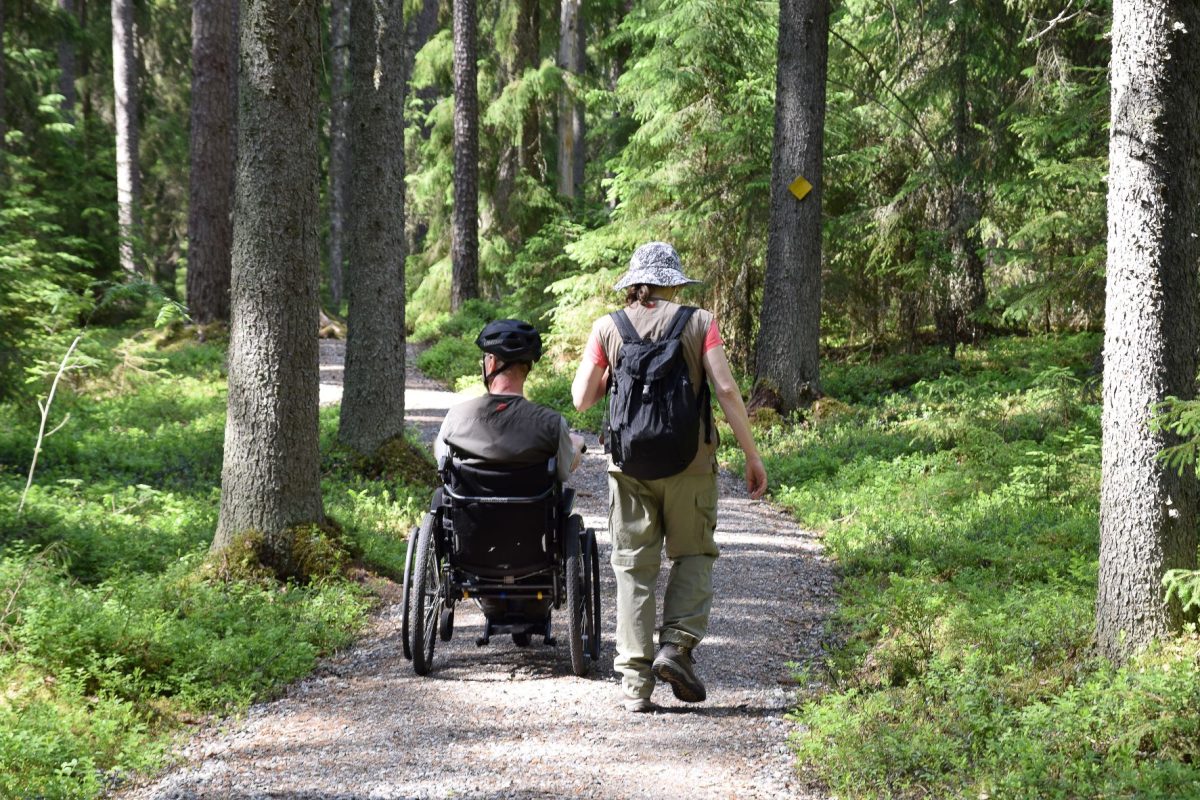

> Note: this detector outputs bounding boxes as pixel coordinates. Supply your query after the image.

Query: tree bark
[328,0,350,308]
[214,0,325,575]
[338,0,409,457]
[112,0,143,277]
[556,0,584,198]
[934,17,986,357]
[1097,0,1200,662]
[57,0,78,120]
[494,0,542,240]
[752,0,828,413]
[517,0,542,178]
[0,0,6,157]
[186,0,238,324]
[451,0,480,310]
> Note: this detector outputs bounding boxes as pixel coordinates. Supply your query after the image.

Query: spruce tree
[186,0,238,324]
[111,0,142,277]
[1097,0,1200,661]
[451,0,480,310]
[213,0,325,575]
[753,0,828,412]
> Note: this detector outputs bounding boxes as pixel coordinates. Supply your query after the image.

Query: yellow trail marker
[788,175,813,201]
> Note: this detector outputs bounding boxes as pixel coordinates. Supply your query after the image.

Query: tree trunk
[338,0,409,458]
[57,0,78,120]
[494,0,542,241]
[0,0,6,157]
[1097,0,1200,662]
[752,0,828,414]
[328,0,350,308]
[214,0,325,576]
[517,0,542,178]
[556,0,584,198]
[79,0,92,136]
[451,0,480,310]
[934,18,986,357]
[186,0,238,324]
[111,0,143,277]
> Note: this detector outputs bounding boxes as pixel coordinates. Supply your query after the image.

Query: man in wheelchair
[403,320,598,676]
[433,319,584,479]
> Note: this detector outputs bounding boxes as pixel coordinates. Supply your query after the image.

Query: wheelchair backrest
[441,457,559,578]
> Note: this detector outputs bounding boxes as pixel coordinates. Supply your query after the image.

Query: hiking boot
[652,643,706,703]
[623,696,658,713]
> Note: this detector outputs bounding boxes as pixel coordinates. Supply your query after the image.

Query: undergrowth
[766,333,1200,798]
[0,322,427,798]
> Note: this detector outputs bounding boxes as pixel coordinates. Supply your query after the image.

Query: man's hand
[745,455,768,500]
[569,433,586,472]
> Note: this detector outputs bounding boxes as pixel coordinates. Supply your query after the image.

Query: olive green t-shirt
[435,394,575,482]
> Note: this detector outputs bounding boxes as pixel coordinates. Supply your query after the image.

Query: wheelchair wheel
[410,512,441,675]
[439,605,454,642]
[584,528,601,661]
[400,519,424,661]
[565,514,589,676]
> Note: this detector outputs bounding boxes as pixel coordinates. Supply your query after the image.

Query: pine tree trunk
[339,0,408,458]
[753,0,828,413]
[451,0,480,310]
[1097,0,1200,662]
[328,0,350,308]
[214,0,325,575]
[186,0,238,324]
[556,0,584,198]
[112,0,142,277]
[57,0,77,120]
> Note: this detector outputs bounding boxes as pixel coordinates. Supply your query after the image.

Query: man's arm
[433,415,451,466]
[702,345,768,499]
[555,417,586,481]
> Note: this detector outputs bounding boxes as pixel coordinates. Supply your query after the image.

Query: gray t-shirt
[434,394,575,482]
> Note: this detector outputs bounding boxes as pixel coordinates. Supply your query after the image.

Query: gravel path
[117,341,836,800]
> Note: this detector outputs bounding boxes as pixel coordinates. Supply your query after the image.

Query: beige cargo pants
[607,469,719,701]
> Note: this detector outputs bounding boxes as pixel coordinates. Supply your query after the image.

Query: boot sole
[652,659,706,703]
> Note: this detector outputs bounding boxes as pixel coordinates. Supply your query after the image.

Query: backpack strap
[660,306,713,444]
[609,310,644,344]
[664,306,698,341]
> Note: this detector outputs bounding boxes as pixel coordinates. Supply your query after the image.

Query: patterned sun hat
[613,242,703,291]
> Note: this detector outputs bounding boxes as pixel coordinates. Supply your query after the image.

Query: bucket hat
[613,242,703,291]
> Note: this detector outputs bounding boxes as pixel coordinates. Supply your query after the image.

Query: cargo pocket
[664,478,718,560]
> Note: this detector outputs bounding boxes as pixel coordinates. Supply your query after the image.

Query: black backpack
[605,306,712,480]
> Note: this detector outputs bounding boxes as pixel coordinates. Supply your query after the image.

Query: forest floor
[116,341,836,800]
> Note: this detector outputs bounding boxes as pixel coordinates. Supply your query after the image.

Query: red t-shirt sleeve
[702,319,724,354]
[586,331,609,369]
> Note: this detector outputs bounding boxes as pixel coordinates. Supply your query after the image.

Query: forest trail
[120,341,835,800]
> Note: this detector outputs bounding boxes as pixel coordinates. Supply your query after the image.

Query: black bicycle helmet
[475,319,543,364]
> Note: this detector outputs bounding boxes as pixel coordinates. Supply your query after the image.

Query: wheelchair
[400,452,601,677]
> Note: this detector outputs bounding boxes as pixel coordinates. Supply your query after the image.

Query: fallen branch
[18,335,81,514]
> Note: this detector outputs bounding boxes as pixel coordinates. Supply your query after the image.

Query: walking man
[572,242,768,712]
